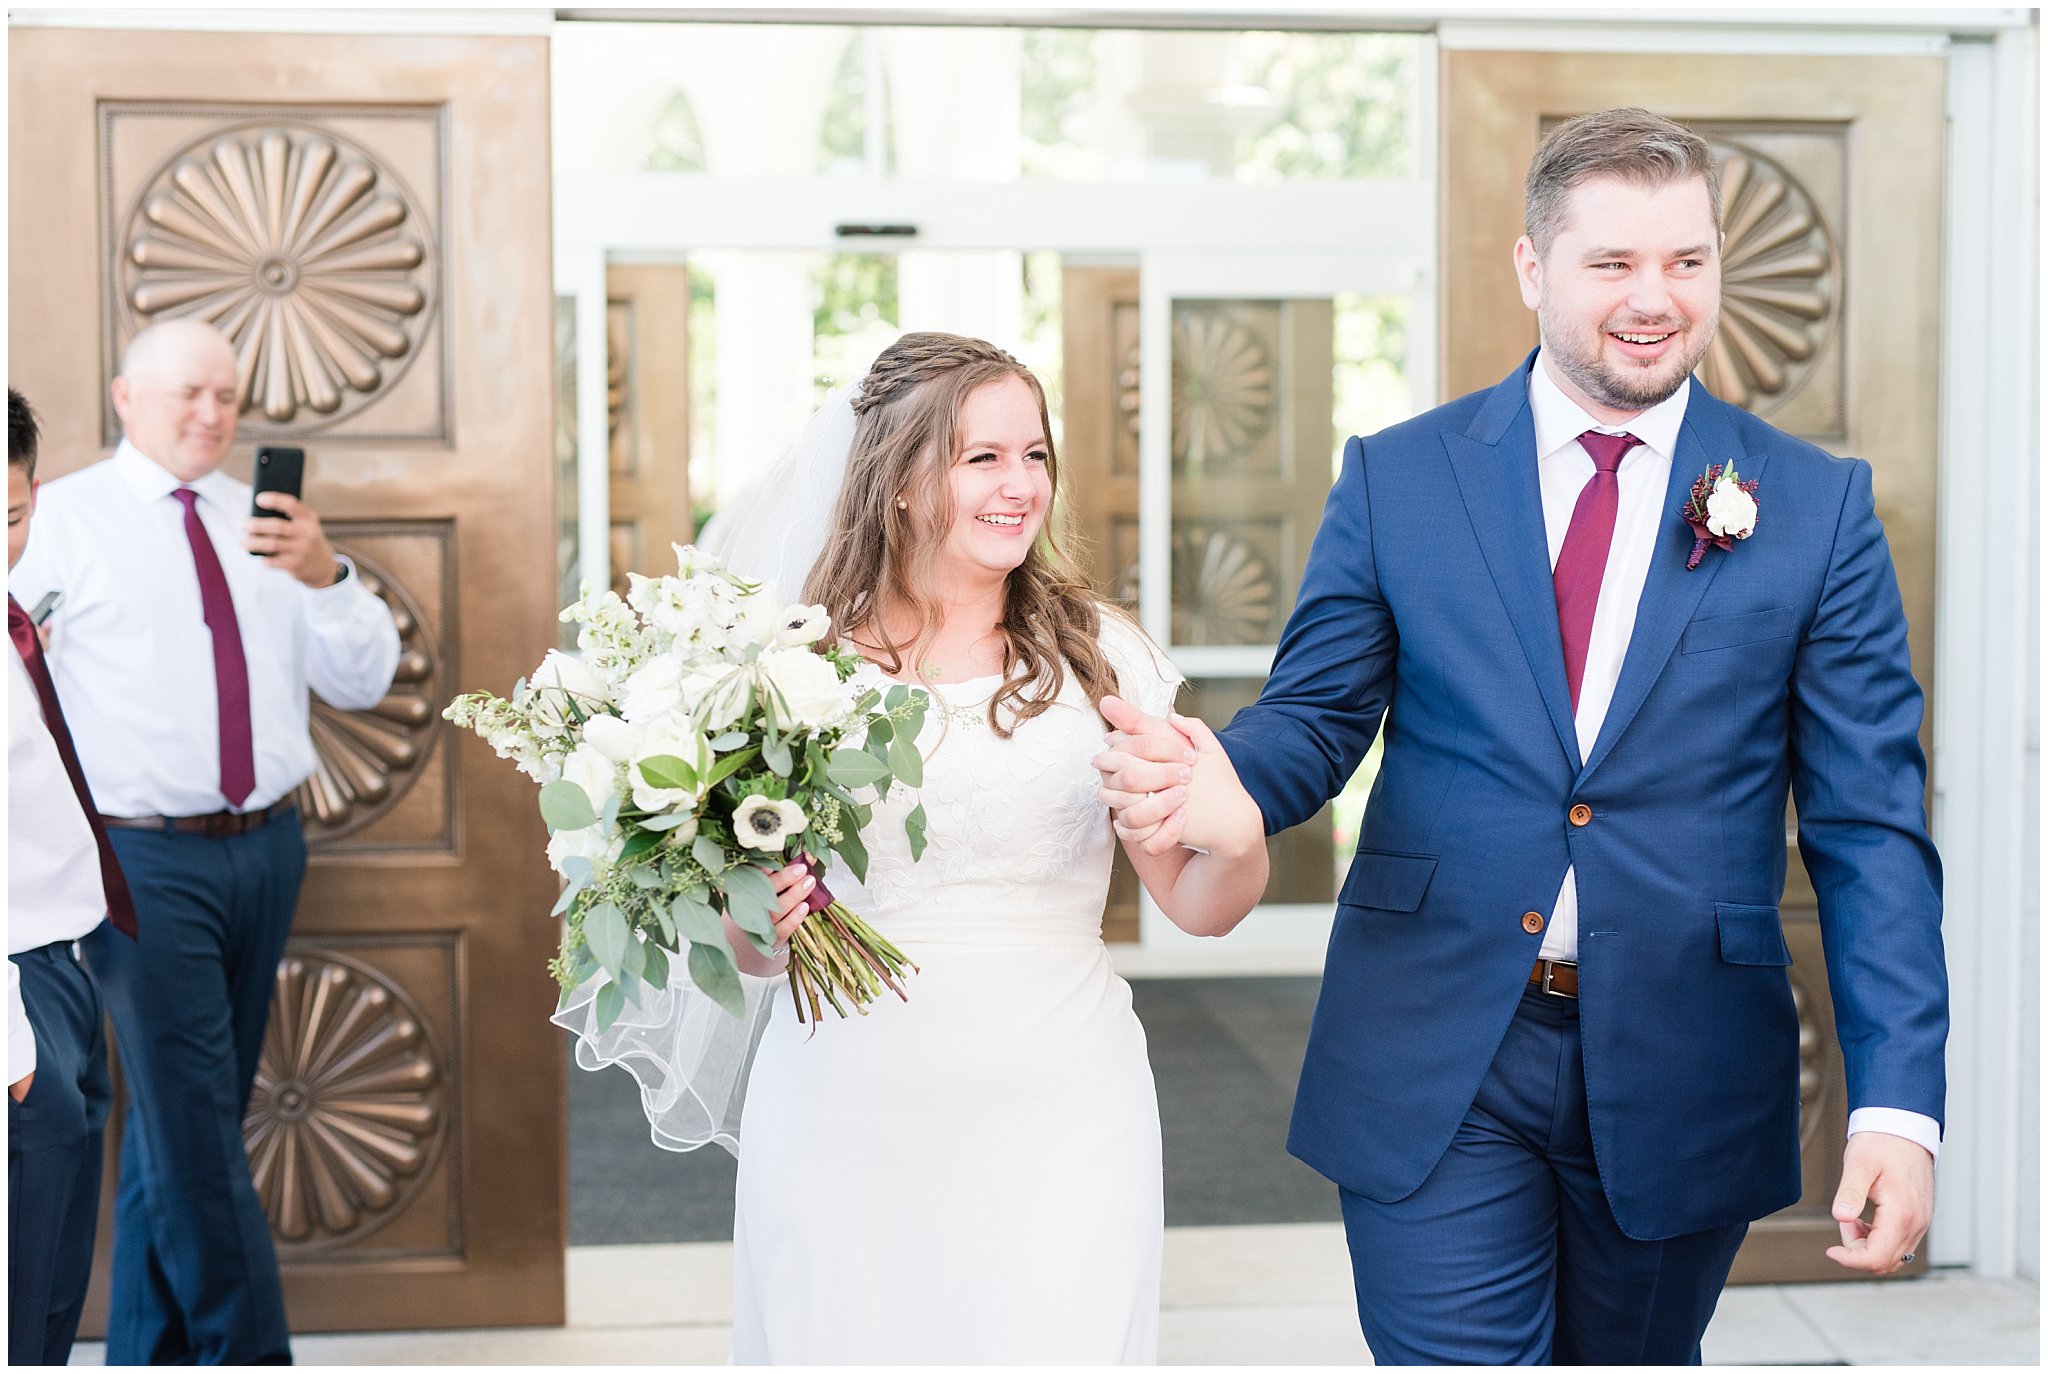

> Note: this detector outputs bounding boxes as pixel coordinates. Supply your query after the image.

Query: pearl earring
[896,498,908,509]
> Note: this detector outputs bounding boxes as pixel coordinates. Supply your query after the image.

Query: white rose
[758,647,849,731]
[546,823,623,875]
[631,722,713,813]
[581,713,643,764]
[619,657,684,724]
[733,794,807,851]
[1705,479,1759,540]
[775,604,831,647]
[560,744,619,815]
[529,650,609,730]
[679,664,752,732]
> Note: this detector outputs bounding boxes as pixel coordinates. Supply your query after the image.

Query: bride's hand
[767,861,819,945]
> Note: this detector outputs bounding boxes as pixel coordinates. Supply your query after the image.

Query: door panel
[607,262,694,595]
[9,26,565,1330]
[1443,49,1944,1283]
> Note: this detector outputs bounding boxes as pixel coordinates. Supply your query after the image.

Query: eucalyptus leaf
[652,897,677,945]
[643,941,670,991]
[550,875,585,918]
[620,830,661,863]
[671,888,725,945]
[867,717,894,744]
[639,811,696,832]
[620,933,649,983]
[905,801,929,863]
[762,734,793,777]
[692,835,728,875]
[828,748,891,789]
[585,902,629,979]
[687,942,746,1019]
[885,683,910,712]
[721,863,779,940]
[539,780,598,832]
[628,865,664,889]
[594,980,626,1034]
[638,754,699,791]
[709,730,749,751]
[832,826,870,884]
[886,737,924,788]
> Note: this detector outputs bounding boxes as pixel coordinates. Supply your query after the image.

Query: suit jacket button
[1522,911,1546,934]
[1569,803,1593,827]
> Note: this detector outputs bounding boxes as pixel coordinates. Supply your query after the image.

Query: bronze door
[1063,264,1342,940]
[1442,49,1945,1282]
[9,26,566,1330]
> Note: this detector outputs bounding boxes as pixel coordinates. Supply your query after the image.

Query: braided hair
[803,332,1120,738]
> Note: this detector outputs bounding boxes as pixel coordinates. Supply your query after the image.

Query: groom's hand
[1825,1132,1934,1276]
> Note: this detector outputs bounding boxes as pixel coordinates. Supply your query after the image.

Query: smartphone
[250,446,305,555]
[29,589,61,625]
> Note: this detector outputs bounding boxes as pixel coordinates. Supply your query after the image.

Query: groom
[1096,107,1944,1364]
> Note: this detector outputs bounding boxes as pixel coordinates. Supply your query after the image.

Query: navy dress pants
[8,943,110,1366]
[84,810,306,1365]
[1339,986,1749,1365]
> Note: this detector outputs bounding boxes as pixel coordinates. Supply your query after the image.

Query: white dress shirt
[8,649,108,1082]
[1528,351,1939,1158]
[7,440,401,817]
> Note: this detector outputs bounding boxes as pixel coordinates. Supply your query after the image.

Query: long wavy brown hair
[803,332,1118,737]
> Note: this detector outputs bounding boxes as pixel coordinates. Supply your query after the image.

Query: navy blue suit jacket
[1219,352,1946,1240]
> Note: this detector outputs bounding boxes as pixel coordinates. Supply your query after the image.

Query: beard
[1541,304,1718,414]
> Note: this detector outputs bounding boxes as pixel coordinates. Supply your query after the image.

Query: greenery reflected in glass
[812,252,900,405]
[1236,34,1414,182]
[1020,28,1102,180]
[819,30,881,175]
[1333,293,1413,473]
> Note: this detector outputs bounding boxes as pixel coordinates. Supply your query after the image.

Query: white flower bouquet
[444,545,930,1032]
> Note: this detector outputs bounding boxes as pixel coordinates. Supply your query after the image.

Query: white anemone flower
[733,794,807,851]
[775,604,832,647]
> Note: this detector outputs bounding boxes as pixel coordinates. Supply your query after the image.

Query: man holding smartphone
[8,320,399,1364]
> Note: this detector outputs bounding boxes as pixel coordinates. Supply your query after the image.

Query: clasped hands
[1091,695,1241,854]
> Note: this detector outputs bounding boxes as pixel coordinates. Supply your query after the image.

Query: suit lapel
[1445,354,1581,770]
[1579,386,1769,781]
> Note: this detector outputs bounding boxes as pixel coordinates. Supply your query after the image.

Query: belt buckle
[1538,959,1577,998]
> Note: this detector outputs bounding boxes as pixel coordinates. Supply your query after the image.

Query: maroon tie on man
[8,595,138,937]
[1552,430,1643,712]
[172,486,257,807]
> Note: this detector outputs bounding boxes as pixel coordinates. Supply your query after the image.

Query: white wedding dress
[728,614,1179,1364]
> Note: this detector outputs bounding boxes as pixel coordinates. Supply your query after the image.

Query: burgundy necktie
[9,596,139,938]
[1553,430,1643,713]
[172,487,256,807]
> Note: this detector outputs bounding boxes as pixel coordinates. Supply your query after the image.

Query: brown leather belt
[1529,958,1579,998]
[103,800,296,838]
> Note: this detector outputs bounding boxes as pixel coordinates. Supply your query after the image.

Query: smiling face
[111,323,241,481]
[1514,172,1721,424]
[924,373,1053,598]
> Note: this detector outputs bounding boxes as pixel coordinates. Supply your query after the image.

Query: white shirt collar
[1528,348,1689,463]
[112,437,238,510]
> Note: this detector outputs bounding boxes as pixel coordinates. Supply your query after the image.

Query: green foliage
[688,942,745,1019]
[1236,33,1414,182]
[539,780,597,832]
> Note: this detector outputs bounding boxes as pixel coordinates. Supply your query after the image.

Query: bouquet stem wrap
[785,854,919,1028]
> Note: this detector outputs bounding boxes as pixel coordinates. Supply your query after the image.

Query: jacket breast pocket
[1716,902,1792,966]
[1681,606,1798,655]
[1339,850,1439,913]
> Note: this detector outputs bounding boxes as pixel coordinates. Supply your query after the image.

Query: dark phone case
[251,446,305,517]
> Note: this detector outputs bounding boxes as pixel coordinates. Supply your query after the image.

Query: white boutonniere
[1679,461,1761,570]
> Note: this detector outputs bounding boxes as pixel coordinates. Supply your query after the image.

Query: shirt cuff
[1848,1107,1941,1160]
[8,964,35,1085]
[301,555,367,612]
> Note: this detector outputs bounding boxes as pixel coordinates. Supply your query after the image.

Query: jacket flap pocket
[1340,850,1439,913]
[1716,903,1791,966]
[1681,606,1798,655]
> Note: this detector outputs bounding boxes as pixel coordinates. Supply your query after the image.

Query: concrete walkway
[69,1224,2038,1365]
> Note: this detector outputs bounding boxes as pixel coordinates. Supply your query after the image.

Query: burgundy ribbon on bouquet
[796,852,837,914]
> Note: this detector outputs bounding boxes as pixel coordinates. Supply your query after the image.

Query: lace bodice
[827,612,1180,944]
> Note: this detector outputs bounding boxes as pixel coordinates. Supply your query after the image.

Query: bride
[564,332,1267,1363]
